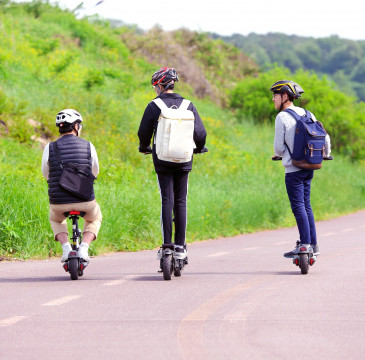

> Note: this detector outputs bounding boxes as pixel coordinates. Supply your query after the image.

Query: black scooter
[62,211,88,280]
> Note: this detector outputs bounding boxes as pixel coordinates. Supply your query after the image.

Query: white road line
[322,232,336,237]
[273,241,290,246]
[342,228,355,232]
[207,252,229,258]
[103,279,126,286]
[43,295,82,306]
[102,275,138,286]
[242,247,260,251]
[0,316,27,327]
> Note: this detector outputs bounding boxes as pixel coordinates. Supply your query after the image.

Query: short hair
[58,121,80,134]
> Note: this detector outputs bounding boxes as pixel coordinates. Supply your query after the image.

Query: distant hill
[210,32,365,101]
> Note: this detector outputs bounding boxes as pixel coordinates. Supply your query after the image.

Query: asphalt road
[1,211,364,360]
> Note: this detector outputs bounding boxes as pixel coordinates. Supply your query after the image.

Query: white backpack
[153,98,195,163]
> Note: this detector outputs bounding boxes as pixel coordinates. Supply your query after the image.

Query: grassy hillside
[0,2,364,260]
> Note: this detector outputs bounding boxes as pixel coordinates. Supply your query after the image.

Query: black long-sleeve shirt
[137,93,207,173]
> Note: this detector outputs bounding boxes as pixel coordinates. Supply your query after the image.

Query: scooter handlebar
[272,155,333,161]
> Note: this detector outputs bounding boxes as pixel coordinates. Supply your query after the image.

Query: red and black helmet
[151,67,179,90]
[270,80,304,99]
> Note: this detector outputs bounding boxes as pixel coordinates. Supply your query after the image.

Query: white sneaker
[77,243,90,263]
[174,246,188,260]
[61,243,71,263]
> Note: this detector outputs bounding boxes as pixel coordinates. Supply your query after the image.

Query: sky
[15,0,365,40]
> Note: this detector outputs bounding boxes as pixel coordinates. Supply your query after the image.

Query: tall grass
[1,108,364,259]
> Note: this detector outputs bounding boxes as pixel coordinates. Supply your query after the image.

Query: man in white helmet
[41,109,102,264]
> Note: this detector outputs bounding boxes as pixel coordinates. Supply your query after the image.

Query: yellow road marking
[177,276,271,359]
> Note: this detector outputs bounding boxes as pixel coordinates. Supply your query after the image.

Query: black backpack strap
[52,141,64,169]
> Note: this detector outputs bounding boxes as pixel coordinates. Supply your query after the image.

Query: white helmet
[55,109,83,126]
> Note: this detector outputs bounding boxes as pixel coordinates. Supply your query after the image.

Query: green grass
[1,112,364,259]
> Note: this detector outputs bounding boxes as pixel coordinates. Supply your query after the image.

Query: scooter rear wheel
[174,259,184,277]
[162,254,173,280]
[69,258,79,280]
[299,254,309,275]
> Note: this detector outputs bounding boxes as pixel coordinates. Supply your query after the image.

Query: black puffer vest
[48,134,95,204]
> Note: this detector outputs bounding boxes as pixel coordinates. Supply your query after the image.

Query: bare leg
[82,231,96,245]
[56,232,68,245]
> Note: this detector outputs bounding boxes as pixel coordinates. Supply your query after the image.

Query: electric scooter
[158,244,188,280]
[272,155,332,274]
[62,210,88,280]
[283,241,317,274]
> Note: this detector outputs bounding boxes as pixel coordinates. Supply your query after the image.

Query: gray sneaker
[283,241,301,258]
[311,244,320,255]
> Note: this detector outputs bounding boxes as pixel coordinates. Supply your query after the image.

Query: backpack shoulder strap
[52,140,64,169]
[153,98,168,111]
[282,109,300,159]
[179,99,191,111]
[304,109,314,122]
[283,108,301,121]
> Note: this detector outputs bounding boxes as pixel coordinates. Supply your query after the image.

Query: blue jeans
[285,170,317,245]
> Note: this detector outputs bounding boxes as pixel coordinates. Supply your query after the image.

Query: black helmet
[151,67,179,90]
[270,80,304,99]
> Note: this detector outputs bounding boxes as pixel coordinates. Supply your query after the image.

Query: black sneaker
[311,244,320,255]
[283,241,301,258]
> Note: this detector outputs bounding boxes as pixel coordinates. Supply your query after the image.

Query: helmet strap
[73,123,80,137]
[279,94,290,112]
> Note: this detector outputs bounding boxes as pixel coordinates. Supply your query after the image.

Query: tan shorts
[49,200,102,239]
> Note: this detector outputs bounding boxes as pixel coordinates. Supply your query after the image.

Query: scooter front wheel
[162,254,173,280]
[299,254,309,275]
[69,258,79,280]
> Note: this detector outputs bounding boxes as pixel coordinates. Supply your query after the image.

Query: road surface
[1,211,364,359]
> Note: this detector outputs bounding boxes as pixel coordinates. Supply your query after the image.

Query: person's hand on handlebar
[194,146,208,154]
[139,145,152,154]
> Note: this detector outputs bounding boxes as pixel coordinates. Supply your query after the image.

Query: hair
[58,121,80,134]
[276,91,294,102]
[163,81,175,91]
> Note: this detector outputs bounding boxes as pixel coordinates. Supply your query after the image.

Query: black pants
[157,172,189,246]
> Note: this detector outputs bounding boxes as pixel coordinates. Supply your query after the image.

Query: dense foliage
[212,32,365,101]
